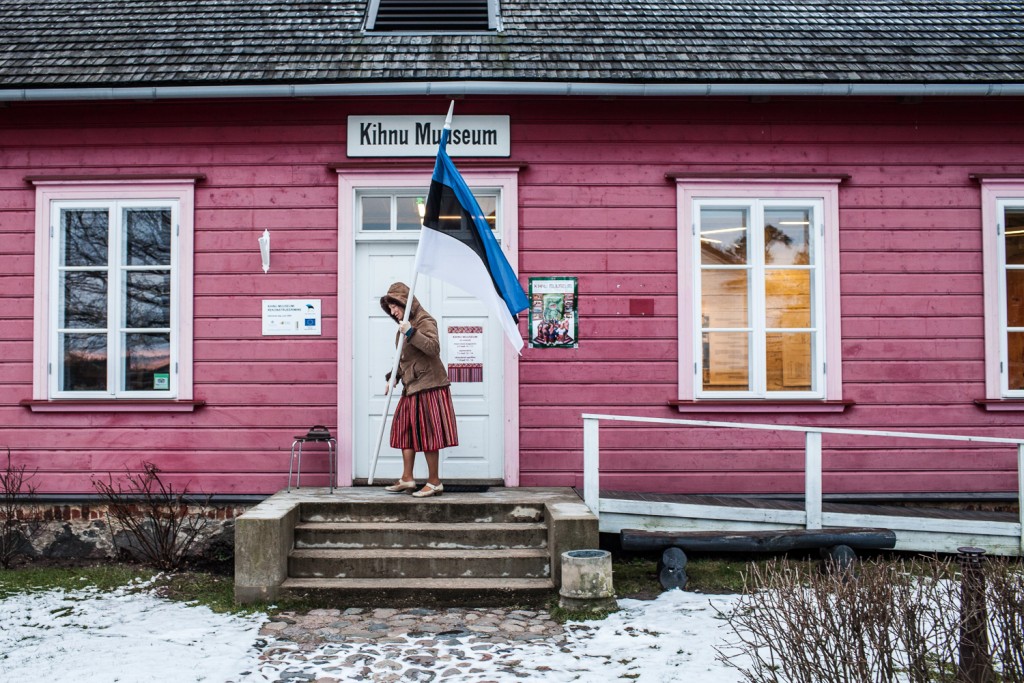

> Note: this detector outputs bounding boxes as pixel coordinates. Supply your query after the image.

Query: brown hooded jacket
[380,282,451,396]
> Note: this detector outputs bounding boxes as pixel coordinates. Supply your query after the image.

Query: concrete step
[299,499,546,524]
[279,577,556,608]
[293,521,549,550]
[289,548,551,579]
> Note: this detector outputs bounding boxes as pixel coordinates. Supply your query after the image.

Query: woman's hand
[399,321,412,336]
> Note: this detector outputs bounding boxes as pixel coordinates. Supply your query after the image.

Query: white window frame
[353,187,502,240]
[32,181,195,402]
[676,178,843,403]
[981,180,1024,399]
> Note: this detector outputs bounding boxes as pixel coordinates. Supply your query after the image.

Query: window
[980,180,1024,400]
[32,182,195,403]
[365,0,499,32]
[356,189,498,233]
[675,179,843,405]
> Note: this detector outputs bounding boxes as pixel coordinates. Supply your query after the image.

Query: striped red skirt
[390,386,459,452]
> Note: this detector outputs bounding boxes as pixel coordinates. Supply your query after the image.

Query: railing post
[1018,445,1024,555]
[805,430,822,530]
[583,416,600,517]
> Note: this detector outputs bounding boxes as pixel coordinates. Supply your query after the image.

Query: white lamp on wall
[258,229,270,273]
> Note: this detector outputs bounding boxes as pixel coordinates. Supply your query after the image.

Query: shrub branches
[0,447,41,569]
[717,555,1023,683]
[93,462,211,571]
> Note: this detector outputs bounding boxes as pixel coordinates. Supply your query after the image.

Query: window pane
[123,333,171,391]
[1005,208,1024,265]
[1010,332,1024,391]
[61,272,107,328]
[701,270,749,328]
[764,208,812,265]
[700,208,748,265]
[766,269,811,329]
[61,209,108,267]
[124,208,171,266]
[396,195,424,231]
[477,195,497,230]
[360,196,390,230]
[767,332,813,391]
[125,272,171,328]
[61,333,106,391]
[702,331,749,391]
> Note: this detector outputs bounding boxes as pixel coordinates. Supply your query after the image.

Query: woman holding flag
[366,102,529,488]
[380,282,458,498]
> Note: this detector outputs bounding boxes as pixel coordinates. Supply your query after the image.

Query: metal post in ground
[957,546,995,683]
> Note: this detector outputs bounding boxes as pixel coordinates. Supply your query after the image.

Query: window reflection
[61,272,107,328]
[124,333,171,391]
[361,196,390,230]
[764,208,812,265]
[396,196,423,230]
[125,272,171,328]
[1003,208,1024,265]
[61,209,108,267]
[61,333,107,391]
[124,209,171,266]
[700,208,748,265]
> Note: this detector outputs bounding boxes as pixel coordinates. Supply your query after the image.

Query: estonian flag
[417,107,530,352]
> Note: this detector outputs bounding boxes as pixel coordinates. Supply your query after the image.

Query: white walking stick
[367,272,420,485]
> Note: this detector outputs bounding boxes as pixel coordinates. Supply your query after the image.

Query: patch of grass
[153,573,325,616]
[548,597,618,624]
[612,556,822,598]
[0,563,155,599]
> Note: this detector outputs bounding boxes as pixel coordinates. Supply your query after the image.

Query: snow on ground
[0,582,744,682]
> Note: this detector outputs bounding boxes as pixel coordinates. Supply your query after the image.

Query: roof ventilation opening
[366,0,499,32]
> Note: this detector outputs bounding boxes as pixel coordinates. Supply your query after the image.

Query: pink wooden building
[2,0,1024,507]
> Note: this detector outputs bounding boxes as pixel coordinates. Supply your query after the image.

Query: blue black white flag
[416,104,529,352]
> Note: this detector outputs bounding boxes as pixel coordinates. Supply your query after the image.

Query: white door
[354,241,505,482]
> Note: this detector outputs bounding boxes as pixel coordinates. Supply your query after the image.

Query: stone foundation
[5,502,252,563]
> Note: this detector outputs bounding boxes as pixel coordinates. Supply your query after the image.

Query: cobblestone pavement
[239,606,579,683]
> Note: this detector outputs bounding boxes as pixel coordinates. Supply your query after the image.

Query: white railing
[582,414,1024,553]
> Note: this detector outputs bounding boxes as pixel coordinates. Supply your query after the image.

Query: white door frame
[335,166,523,487]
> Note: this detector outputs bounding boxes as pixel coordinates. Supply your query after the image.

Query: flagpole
[367,271,419,485]
[367,101,456,486]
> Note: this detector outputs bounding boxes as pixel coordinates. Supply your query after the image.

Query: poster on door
[447,326,484,382]
[529,277,578,348]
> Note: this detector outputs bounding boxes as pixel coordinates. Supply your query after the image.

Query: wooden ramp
[596,490,1023,556]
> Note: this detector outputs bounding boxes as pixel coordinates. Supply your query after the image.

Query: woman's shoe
[412,482,443,498]
[384,479,417,493]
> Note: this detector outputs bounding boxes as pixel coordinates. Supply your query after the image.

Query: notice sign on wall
[447,326,484,382]
[529,277,578,349]
[262,299,322,336]
[348,115,511,157]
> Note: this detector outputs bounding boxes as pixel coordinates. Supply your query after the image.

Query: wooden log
[620,527,897,553]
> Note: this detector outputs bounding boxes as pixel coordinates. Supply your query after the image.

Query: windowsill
[669,400,854,414]
[20,399,205,413]
[973,399,1024,412]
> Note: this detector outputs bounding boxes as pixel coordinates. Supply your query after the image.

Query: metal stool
[288,430,337,493]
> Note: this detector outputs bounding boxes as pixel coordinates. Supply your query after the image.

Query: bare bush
[0,447,42,569]
[716,556,968,683]
[93,462,211,571]
[987,557,1024,683]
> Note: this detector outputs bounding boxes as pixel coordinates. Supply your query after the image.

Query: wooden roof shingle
[1,0,1022,90]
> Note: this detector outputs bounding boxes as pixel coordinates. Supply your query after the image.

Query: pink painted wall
[1,96,1023,497]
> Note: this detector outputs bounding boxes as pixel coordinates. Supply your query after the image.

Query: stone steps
[289,547,551,579]
[279,577,557,609]
[293,521,549,550]
[234,487,599,607]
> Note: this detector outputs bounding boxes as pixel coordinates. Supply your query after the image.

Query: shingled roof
[1,0,1022,93]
